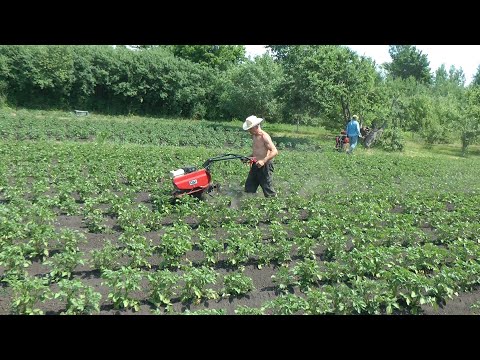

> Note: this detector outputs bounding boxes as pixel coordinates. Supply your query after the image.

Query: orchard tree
[274,45,377,129]
[458,85,480,156]
[219,54,283,121]
[384,45,432,84]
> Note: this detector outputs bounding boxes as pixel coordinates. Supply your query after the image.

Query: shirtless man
[242,115,279,197]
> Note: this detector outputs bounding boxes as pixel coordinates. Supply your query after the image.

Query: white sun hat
[243,115,264,130]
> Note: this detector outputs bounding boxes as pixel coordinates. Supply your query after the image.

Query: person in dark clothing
[360,126,370,138]
[242,115,279,197]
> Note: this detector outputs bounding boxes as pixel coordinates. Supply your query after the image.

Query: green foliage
[184,308,226,315]
[304,289,335,315]
[458,85,480,155]
[364,74,465,150]
[84,208,106,233]
[266,45,291,62]
[197,229,222,265]
[7,276,51,315]
[102,266,143,312]
[292,258,322,292]
[447,65,466,87]
[222,270,255,297]
[224,232,257,267]
[271,266,297,294]
[472,65,480,87]
[471,300,480,314]
[147,269,178,312]
[158,223,193,269]
[276,45,377,129]
[265,294,308,315]
[384,45,432,84]
[169,45,246,70]
[25,222,55,259]
[234,305,265,315]
[219,54,283,121]
[181,265,218,305]
[434,64,465,91]
[119,232,154,269]
[0,45,219,118]
[0,45,75,108]
[54,279,101,315]
[295,236,317,260]
[90,240,122,272]
[376,127,404,151]
[0,244,31,280]
[44,249,85,281]
[0,80,7,107]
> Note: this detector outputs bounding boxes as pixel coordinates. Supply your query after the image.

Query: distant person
[346,115,361,154]
[242,115,278,197]
[360,125,370,138]
[360,125,370,145]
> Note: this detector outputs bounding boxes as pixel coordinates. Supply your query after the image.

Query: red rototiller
[170,153,257,200]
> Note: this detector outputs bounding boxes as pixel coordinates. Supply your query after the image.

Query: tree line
[0,45,479,153]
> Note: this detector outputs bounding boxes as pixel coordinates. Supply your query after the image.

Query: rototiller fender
[170,153,256,199]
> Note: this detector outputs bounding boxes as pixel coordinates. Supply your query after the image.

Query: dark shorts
[245,161,276,197]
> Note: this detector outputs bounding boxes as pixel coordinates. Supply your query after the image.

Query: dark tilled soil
[421,287,480,315]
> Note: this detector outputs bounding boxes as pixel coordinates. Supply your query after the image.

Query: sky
[244,45,480,85]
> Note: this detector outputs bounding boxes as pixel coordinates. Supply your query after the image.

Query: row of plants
[0,108,319,151]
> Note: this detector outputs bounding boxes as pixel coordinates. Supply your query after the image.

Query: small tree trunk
[461,132,468,157]
[340,95,350,124]
[364,122,386,148]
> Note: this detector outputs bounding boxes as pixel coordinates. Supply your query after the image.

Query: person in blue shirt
[346,114,361,154]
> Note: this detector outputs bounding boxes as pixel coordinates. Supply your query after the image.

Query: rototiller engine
[170,153,257,199]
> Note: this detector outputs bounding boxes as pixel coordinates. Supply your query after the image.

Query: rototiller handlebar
[202,153,257,170]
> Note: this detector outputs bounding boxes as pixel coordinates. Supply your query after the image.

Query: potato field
[1,109,479,315]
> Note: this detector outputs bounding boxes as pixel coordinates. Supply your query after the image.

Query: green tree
[458,85,480,155]
[266,45,292,62]
[219,54,283,121]
[434,64,449,87]
[69,46,98,108]
[169,45,246,70]
[448,65,466,86]
[0,45,75,108]
[384,45,432,84]
[128,45,170,51]
[431,64,465,143]
[275,45,378,129]
[471,65,480,86]
[0,51,8,106]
